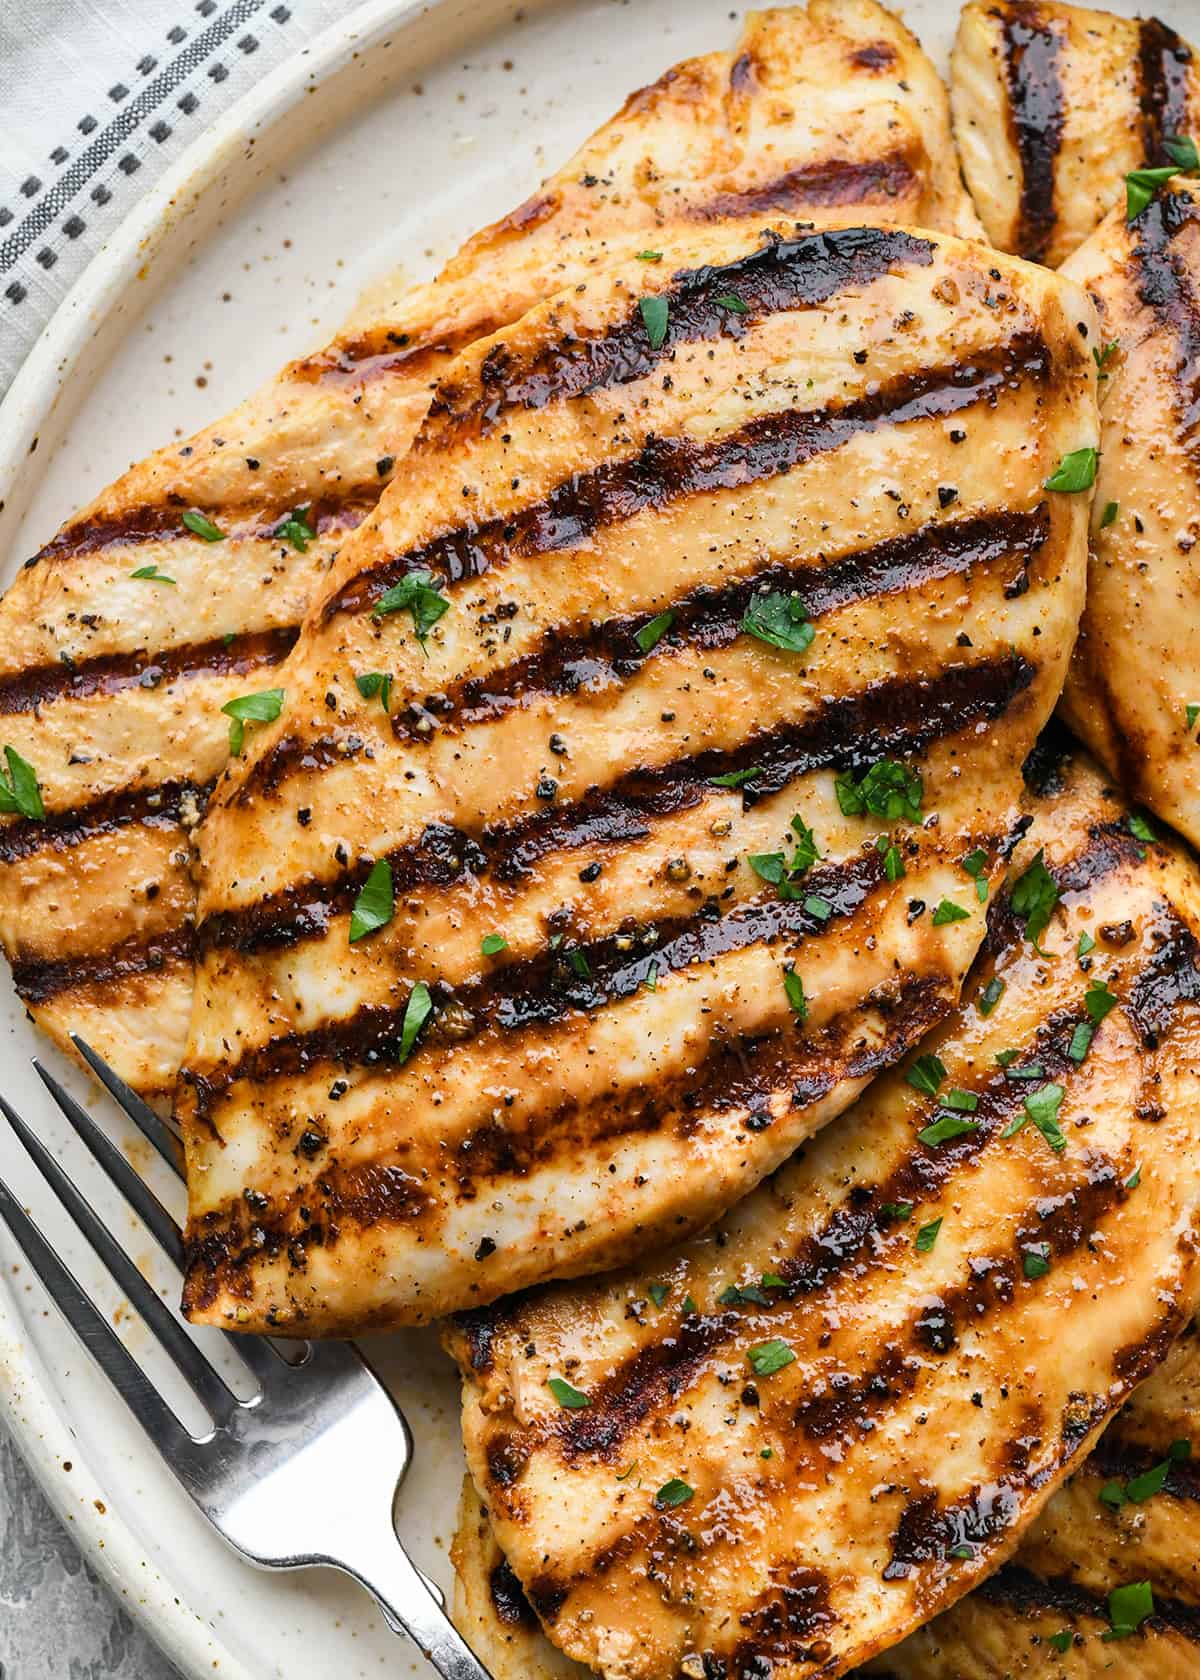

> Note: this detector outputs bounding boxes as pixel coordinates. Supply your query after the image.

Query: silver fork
[0,1034,494,1680]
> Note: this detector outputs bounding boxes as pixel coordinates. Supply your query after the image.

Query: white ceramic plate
[0,0,1151,1675]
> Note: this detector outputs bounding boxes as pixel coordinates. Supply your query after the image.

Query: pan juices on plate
[445,747,1200,1680]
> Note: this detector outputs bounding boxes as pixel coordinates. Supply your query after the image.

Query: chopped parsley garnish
[1002,1082,1067,1151]
[568,948,593,981]
[740,590,814,654]
[349,857,394,943]
[1010,849,1059,956]
[790,814,820,873]
[644,960,659,991]
[961,847,989,901]
[782,966,808,1018]
[932,898,970,926]
[942,1088,978,1113]
[355,670,393,712]
[682,1294,697,1315]
[1166,134,1200,171]
[1101,1459,1173,1510]
[481,933,507,956]
[130,563,175,585]
[979,976,1005,1016]
[948,1543,974,1560]
[1103,1580,1154,1641]
[1086,978,1119,1024]
[1022,1243,1051,1279]
[995,1049,1019,1068]
[635,250,663,262]
[648,1282,669,1308]
[1044,447,1099,492]
[181,508,225,542]
[373,568,450,648]
[906,1053,946,1098]
[639,295,670,349]
[1188,702,1200,733]
[747,1339,795,1376]
[275,505,316,552]
[1126,1165,1142,1190]
[1078,930,1096,959]
[803,893,832,922]
[750,821,821,899]
[918,1114,979,1146]
[915,1217,942,1253]
[880,1201,913,1222]
[835,759,923,823]
[878,836,905,881]
[1100,500,1119,529]
[1126,136,1199,217]
[221,687,284,755]
[547,1376,591,1409]
[714,291,749,314]
[1004,1062,1045,1080]
[708,765,761,790]
[1048,1630,1072,1652]
[719,1282,770,1306]
[655,1477,694,1509]
[0,746,44,820]
[1128,811,1156,844]
[1093,341,1119,375]
[396,978,433,1063]
[1067,1022,1094,1064]
[635,609,675,654]
[760,1271,787,1289]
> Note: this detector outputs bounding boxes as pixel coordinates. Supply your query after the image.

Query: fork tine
[34,1061,184,1270]
[0,1171,196,1456]
[0,1093,238,1425]
[70,1033,185,1178]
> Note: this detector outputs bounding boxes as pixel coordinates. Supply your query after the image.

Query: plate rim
[0,3,467,1675]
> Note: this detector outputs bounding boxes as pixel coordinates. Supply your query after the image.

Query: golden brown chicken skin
[445,747,1200,1680]
[0,0,976,1099]
[952,1,1200,267]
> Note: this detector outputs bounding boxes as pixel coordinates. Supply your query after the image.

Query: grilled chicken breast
[445,745,1200,1680]
[951,1,1200,267]
[1057,179,1200,849]
[178,220,1096,1334]
[453,1325,1200,1679]
[0,1,977,1101]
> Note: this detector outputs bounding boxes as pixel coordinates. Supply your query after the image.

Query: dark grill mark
[424,226,934,442]
[200,653,1036,959]
[1137,17,1194,165]
[998,3,1065,262]
[293,318,495,388]
[322,332,1052,624]
[489,1558,538,1630]
[0,778,211,866]
[391,506,1049,743]
[692,152,917,218]
[1125,904,1200,1045]
[980,1562,1200,1644]
[1132,190,1200,477]
[0,625,298,717]
[12,926,193,1005]
[1084,1431,1200,1502]
[29,494,372,570]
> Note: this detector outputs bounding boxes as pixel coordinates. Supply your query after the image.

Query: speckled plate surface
[0,0,1144,1674]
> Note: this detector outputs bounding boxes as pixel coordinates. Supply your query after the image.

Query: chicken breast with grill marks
[178,220,1096,1334]
[445,746,1200,1680]
[0,0,976,1100]
[951,1,1200,267]
[1057,178,1200,848]
[452,1326,1200,1679]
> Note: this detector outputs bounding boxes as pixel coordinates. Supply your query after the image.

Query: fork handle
[343,1536,495,1679]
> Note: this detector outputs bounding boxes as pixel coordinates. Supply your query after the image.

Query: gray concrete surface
[0,1431,177,1680]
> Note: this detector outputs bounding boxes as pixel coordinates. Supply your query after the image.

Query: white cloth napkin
[0,0,360,394]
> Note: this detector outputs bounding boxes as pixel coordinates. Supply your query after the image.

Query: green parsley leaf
[835,759,923,823]
[1067,1021,1094,1063]
[740,590,814,654]
[1023,1243,1051,1279]
[1127,164,1181,218]
[1187,702,1200,733]
[397,979,433,1063]
[1126,1165,1142,1190]
[547,1376,590,1409]
[481,933,507,956]
[995,1049,1019,1067]
[682,1293,697,1314]
[349,857,395,943]
[979,976,1005,1016]
[708,765,761,790]
[1099,1478,1127,1510]
[655,1477,694,1509]
[714,291,749,314]
[1093,340,1119,374]
[355,670,393,712]
[1165,134,1200,171]
[275,504,316,552]
[1100,499,1119,529]
[1126,1460,1171,1502]
[760,1271,787,1289]
[1003,1082,1067,1151]
[719,1283,770,1306]
[961,847,989,900]
[789,815,820,873]
[648,1282,669,1307]
[1004,1062,1045,1080]
[1103,1580,1154,1640]
[880,839,905,881]
[916,1216,942,1253]
[942,1088,978,1113]
[643,960,659,991]
[1048,1629,1072,1652]
[1044,447,1099,492]
[373,568,450,648]
[181,508,226,542]
[880,1201,914,1222]
[1086,978,1119,1024]
[948,1543,975,1560]
[782,966,807,1018]
[568,948,593,981]
[748,852,786,884]
[635,250,663,262]
[0,746,44,820]
[1128,812,1156,844]
[932,898,970,926]
[221,632,236,649]
[221,687,284,755]
[906,1053,947,1098]
[130,563,176,585]
[747,1339,795,1376]
[640,295,670,350]
[1011,849,1059,955]
[803,893,832,922]
[635,609,675,654]
[919,1113,979,1146]
[1078,930,1096,959]
[1170,1438,1192,1460]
